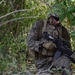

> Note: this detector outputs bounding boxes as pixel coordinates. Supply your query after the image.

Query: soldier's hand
[42,41,57,51]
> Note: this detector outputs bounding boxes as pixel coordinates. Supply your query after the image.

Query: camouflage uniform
[27,19,72,75]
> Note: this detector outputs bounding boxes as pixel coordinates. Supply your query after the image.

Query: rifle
[43,32,75,64]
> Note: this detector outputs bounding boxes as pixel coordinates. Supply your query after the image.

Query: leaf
[59,10,65,22]
[66,12,74,20]
[68,6,75,12]
[53,4,64,8]
[67,0,71,5]
[70,31,75,37]
[70,20,75,26]
[63,0,66,6]
[7,71,12,75]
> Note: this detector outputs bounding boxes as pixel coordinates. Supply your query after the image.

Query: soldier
[27,13,72,75]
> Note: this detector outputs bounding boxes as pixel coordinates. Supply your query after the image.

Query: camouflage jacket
[27,20,71,69]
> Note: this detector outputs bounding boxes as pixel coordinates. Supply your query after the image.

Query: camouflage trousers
[35,55,73,75]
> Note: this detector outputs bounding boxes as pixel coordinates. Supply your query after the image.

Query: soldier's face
[49,17,59,25]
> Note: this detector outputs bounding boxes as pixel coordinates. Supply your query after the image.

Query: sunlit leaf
[70,31,75,37]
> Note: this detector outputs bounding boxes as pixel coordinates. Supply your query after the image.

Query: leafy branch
[0,16,38,27]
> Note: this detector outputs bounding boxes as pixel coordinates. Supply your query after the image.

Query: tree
[0,0,75,74]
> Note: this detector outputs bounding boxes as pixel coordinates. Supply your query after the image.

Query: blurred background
[0,0,75,75]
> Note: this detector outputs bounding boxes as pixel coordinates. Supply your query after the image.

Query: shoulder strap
[42,20,62,38]
[57,24,62,38]
[42,20,47,34]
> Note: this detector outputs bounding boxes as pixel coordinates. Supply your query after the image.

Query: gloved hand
[42,41,57,51]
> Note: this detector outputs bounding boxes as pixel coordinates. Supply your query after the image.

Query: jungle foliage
[0,0,75,75]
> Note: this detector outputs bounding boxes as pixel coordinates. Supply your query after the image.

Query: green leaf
[59,10,65,22]
[54,4,64,8]
[68,6,75,12]
[67,0,71,5]
[63,1,66,6]
[66,12,74,20]
[70,20,75,26]
[70,31,75,37]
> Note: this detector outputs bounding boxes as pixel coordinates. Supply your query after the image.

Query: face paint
[48,16,59,25]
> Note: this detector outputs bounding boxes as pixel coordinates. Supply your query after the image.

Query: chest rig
[42,20,62,39]
[39,20,62,56]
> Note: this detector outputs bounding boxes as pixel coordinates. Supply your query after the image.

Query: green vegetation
[0,0,75,75]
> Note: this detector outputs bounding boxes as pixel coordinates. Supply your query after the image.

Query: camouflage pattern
[27,19,72,75]
[35,55,72,75]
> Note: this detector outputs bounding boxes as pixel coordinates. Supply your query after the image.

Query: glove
[42,41,57,51]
